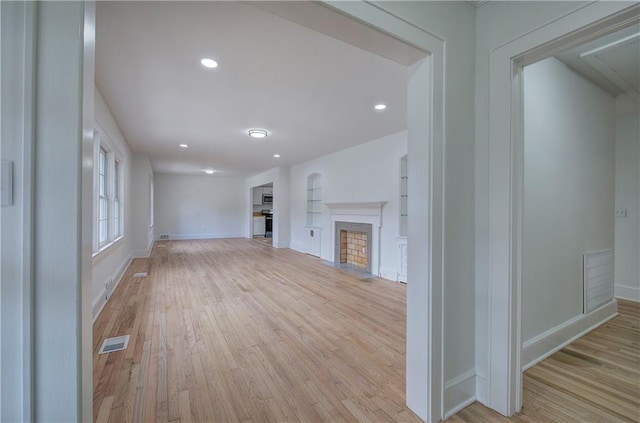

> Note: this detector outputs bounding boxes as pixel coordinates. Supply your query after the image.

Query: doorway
[487,3,640,416]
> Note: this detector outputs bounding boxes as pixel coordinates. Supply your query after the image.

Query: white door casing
[487,2,639,416]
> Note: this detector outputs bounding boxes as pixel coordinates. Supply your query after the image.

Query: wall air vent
[105,279,114,300]
[98,335,130,354]
[583,249,614,314]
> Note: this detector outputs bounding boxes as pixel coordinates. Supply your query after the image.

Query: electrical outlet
[615,208,627,218]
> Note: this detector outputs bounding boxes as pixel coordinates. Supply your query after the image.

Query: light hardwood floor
[445,299,640,423]
[94,239,640,423]
[93,239,420,422]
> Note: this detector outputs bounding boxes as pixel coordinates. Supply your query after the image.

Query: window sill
[92,236,124,261]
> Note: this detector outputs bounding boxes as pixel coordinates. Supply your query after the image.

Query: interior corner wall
[522,57,615,343]
[91,88,134,319]
[131,154,154,256]
[153,173,245,240]
[614,95,640,301]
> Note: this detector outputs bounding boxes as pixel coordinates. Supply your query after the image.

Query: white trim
[158,233,245,241]
[132,240,154,259]
[521,300,618,370]
[379,267,399,282]
[275,241,290,249]
[487,3,639,416]
[443,369,477,419]
[475,372,488,405]
[92,254,133,322]
[289,241,305,252]
[615,284,640,302]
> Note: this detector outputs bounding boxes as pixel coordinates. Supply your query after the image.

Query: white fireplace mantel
[326,201,387,276]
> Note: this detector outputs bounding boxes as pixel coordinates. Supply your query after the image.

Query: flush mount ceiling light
[248,129,268,139]
[374,104,387,110]
[203,169,215,174]
[273,154,280,158]
[200,58,218,69]
[179,144,188,148]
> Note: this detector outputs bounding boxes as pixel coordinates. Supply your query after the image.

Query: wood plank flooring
[93,238,420,422]
[94,238,639,423]
[446,299,640,423]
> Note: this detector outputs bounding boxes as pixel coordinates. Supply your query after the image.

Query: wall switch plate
[1,160,13,206]
[615,208,627,217]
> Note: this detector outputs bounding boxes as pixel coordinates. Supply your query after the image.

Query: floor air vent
[133,272,148,278]
[98,335,130,354]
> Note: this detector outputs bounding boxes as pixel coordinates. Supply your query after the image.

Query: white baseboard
[475,372,488,405]
[92,253,133,322]
[615,284,640,302]
[379,267,400,282]
[522,300,618,370]
[290,241,305,252]
[132,242,154,259]
[275,241,290,248]
[443,369,477,419]
[158,232,245,241]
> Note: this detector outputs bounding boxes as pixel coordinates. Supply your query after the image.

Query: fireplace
[325,201,386,277]
[335,222,373,274]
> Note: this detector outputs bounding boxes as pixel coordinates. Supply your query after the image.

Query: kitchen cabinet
[253,216,265,236]
[252,186,273,205]
[252,188,263,206]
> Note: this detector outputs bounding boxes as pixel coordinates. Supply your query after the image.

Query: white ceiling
[555,24,640,100]
[95,2,409,177]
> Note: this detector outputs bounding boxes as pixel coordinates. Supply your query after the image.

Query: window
[93,128,125,254]
[114,160,121,238]
[98,148,109,247]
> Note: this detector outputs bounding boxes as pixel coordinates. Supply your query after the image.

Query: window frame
[93,127,125,256]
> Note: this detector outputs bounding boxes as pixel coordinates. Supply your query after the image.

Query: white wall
[615,95,640,301]
[154,174,245,239]
[522,58,615,342]
[289,130,407,279]
[1,2,33,419]
[131,154,154,255]
[91,88,134,319]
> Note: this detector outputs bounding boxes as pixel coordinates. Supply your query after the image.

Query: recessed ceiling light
[179,144,188,148]
[273,154,280,158]
[203,169,215,174]
[374,104,387,110]
[248,129,268,139]
[200,58,218,68]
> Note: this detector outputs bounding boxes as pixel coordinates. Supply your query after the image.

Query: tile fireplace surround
[336,222,373,274]
[325,202,386,277]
